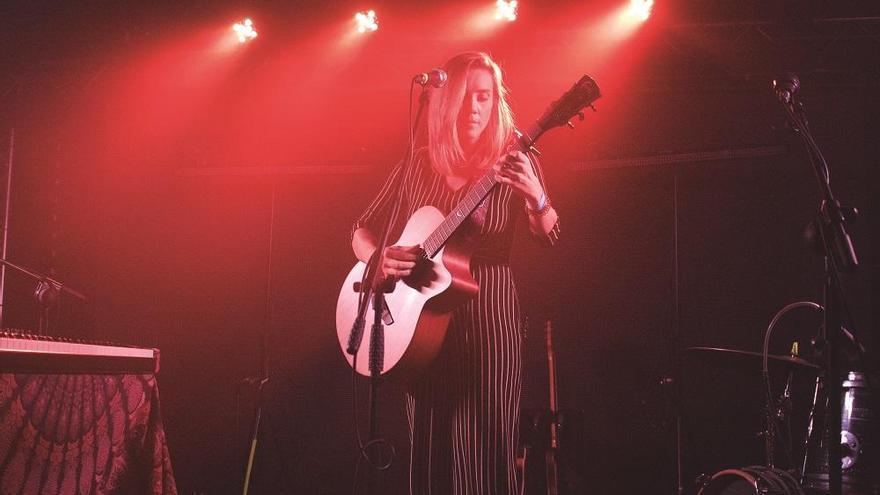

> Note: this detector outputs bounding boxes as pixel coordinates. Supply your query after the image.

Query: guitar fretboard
[423,170,501,257]
[422,125,541,258]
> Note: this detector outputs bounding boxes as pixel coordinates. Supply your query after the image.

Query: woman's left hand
[496,150,543,209]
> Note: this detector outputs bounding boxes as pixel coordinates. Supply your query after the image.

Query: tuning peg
[566,121,575,129]
[577,111,586,121]
[588,104,597,112]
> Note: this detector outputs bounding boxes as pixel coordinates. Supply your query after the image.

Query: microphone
[772,72,800,104]
[413,69,448,88]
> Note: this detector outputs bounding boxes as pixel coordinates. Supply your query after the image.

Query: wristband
[527,193,551,217]
[534,192,548,211]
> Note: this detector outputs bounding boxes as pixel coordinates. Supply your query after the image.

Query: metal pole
[241,180,276,495]
[0,128,15,327]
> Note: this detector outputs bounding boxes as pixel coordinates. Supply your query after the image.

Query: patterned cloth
[354,148,558,495]
[0,373,177,495]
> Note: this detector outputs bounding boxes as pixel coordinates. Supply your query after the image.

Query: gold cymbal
[685,346,821,372]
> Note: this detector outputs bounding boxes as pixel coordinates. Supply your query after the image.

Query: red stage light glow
[355,10,379,33]
[623,0,653,22]
[495,0,518,22]
[232,18,258,43]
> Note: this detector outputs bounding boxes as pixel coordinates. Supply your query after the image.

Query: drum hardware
[687,302,818,494]
[684,353,877,494]
[801,371,879,495]
[840,431,859,470]
[685,311,876,495]
[696,466,804,495]
[684,341,820,474]
[685,346,822,374]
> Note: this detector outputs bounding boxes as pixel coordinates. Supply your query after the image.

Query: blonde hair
[427,52,515,176]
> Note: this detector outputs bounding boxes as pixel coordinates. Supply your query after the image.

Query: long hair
[427,52,515,176]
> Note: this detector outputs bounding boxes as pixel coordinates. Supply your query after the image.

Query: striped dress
[353,148,559,495]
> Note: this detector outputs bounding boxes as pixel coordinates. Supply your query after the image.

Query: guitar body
[335,205,479,381]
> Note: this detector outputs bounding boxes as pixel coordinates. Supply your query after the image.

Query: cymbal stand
[760,301,824,469]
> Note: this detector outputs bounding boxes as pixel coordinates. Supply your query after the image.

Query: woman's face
[457,68,495,149]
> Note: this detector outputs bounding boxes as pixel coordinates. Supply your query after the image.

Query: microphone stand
[1,129,87,332]
[1,128,15,327]
[775,80,859,495]
[346,86,430,494]
[0,257,87,302]
[346,88,430,356]
[0,257,87,332]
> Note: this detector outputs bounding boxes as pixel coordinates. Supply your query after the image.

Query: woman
[351,51,559,494]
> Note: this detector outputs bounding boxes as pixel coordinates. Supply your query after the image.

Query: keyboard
[0,329,159,374]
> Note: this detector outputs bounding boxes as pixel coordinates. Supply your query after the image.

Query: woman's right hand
[381,245,422,278]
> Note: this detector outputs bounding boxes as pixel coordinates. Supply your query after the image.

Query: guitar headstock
[536,75,601,134]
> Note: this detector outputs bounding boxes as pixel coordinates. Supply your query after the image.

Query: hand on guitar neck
[496,150,543,208]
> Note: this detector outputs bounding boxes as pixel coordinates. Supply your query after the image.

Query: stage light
[624,0,653,21]
[233,18,258,43]
[355,10,379,33]
[495,0,518,22]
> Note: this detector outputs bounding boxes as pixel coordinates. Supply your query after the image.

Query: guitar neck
[422,74,600,257]
[423,170,500,257]
[422,123,544,258]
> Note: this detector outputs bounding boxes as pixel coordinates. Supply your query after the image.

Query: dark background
[1,0,877,493]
